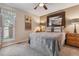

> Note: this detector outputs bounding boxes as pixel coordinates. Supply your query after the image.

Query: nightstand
[66,33,79,47]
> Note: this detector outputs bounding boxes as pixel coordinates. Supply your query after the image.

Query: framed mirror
[47,12,65,27]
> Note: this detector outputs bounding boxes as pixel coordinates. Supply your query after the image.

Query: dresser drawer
[67,40,79,47]
[67,37,76,41]
[76,38,79,41]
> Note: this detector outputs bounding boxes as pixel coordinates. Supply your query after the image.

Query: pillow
[46,27,51,32]
[53,26,64,32]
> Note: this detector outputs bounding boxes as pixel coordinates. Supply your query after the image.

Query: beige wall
[0,4,40,43]
[1,4,79,43]
[40,5,79,34]
[15,9,40,42]
[65,5,79,33]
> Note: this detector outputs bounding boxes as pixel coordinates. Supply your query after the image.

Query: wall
[0,4,40,43]
[65,5,79,33]
[40,5,79,34]
[1,4,79,43]
[15,9,40,42]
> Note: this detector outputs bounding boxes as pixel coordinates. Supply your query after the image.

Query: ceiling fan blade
[34,4,39,10]
[43,4,47,10]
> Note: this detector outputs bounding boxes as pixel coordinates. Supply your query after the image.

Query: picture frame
[25,16,31,30]
[47,12,65,27]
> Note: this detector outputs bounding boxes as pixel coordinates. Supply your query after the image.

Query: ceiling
[4,3,79,16]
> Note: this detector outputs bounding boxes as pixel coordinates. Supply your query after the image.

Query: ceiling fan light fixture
[34,3,48,10]
[39,3,44,7]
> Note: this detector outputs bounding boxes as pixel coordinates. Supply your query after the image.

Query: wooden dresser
[66,33,79,47]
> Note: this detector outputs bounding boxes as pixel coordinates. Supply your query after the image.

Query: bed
[29,32,65,56]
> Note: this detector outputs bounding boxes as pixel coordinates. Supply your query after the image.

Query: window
[0,8,16,42]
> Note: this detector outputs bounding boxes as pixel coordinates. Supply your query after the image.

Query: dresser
[66,33,79,47]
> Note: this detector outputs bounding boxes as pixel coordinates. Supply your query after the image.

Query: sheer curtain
[0,7,16,42]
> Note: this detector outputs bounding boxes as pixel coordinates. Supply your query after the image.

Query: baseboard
[0,40,28,48]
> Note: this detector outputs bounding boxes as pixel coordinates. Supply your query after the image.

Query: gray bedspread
[29,32,65,56]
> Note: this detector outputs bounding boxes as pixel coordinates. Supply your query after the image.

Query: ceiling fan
[34,3,48,10]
